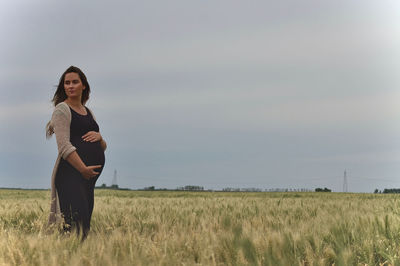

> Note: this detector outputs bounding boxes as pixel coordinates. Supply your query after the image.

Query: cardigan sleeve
[52,108,76,159]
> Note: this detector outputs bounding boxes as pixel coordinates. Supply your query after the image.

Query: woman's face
[64,72,85,100]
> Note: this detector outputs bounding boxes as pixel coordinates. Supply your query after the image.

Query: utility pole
[343,170,348,193]
[112,169,118,188]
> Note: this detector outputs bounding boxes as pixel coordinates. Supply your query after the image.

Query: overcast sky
[1,0,400,192]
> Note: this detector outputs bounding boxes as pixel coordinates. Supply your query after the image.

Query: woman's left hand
[82,131,102,142]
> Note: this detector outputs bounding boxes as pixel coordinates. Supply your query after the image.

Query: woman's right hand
[80,165,102,179]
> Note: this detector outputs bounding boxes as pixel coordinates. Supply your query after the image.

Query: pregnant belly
[73,140,105,167]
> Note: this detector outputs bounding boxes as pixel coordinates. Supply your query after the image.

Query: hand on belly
[82,131,102,142]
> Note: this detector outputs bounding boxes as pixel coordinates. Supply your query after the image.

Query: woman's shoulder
[52,102,71,118]
[47,102,71,137]
[55,101,68,109]
[54,102,70,112]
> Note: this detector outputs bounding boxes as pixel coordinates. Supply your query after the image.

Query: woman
[46,66,107,239]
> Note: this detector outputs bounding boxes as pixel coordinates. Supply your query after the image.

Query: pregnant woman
[46,66,107,239]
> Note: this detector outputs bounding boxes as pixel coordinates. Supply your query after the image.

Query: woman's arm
[52,108,76,159]
[65,151,102,179]
[53,107,101,179]
[100,138,107,150]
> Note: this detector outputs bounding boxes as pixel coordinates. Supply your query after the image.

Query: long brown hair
[52,66,91,106]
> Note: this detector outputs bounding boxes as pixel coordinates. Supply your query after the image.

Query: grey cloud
[1,0,400,192]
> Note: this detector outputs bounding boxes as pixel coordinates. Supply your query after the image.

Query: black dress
[55,106,105,238]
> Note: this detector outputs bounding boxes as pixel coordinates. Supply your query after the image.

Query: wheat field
[0,189,399,265]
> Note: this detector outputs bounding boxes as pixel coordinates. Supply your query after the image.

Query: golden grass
[0,189,399,265]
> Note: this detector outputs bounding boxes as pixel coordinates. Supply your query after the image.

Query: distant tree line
[95,183,130,190]
[222,188,313,192]
[142,185,205,191]
[315,187,331,192]
[222,187,261,192]
[176,185,204,191]
[379,188,400,194]
[97,183,119,189]
[265,188,312,192]
[109,185,317,192]
[142,186,315,192]
[143,186,168,191]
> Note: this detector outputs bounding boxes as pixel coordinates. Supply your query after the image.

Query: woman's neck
[64,98,83,108]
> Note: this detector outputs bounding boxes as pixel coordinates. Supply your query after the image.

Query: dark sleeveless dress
[55,106,105,237]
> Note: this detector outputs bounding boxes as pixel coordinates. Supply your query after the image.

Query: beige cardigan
[46,102,107,225]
